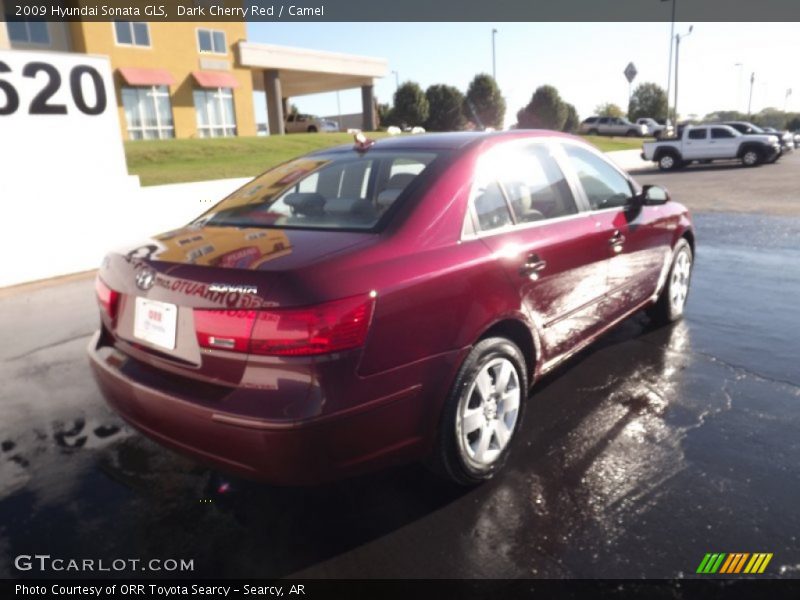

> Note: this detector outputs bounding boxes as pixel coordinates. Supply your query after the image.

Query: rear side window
[688,129,707,140]
[584,117,598,124]
[197,150,440,231]
[562,144,632,210]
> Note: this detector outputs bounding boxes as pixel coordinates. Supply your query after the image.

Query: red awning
[118,67,175,87]
[192,70,240,89]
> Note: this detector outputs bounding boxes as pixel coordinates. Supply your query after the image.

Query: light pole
[786,88,793,112]
[662,0,677,124]
[748,72,755,117]
[492,28,498,80]
[734,63,743,113]
[391,70,399,91]
[673,25,693,125]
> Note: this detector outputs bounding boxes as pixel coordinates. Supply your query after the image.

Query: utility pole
[748,72,755,117]
[785,88,792,112]
[663,0,677,123]
[492,28,498,80]
[734,63,743,113]
[673,25,693,125]
[391,70,399,91]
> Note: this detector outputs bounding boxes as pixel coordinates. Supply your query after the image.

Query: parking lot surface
[1,160,799,578]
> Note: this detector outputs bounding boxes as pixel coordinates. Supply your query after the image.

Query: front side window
[121,86,174,140]
[7,19,49,44]
[114,22,150,47]
[193,88,237,137]
[198,28,227,53]
[711,127,736,139]
[195,150,440,231]
[562,144,632,210]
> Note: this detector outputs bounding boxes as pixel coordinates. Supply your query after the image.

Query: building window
[114,22,150,47]
[197,29,227,54]
[121,86,174,140]
[193,88,237,137]
[7,20,49,45]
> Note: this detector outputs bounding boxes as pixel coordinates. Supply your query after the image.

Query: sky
[246,22,800,128]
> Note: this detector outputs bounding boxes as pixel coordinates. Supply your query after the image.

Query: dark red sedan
[88,131,694,485]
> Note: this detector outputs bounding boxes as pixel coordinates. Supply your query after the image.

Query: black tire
[657,151,681,171]
[588,128,598,136]
[740,147,762,167]
[647,239,693,326]
[307,125,318,133]
[626,129,637,137]
[429,337,528,486]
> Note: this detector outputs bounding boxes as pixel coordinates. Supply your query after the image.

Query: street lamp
[391,70,399,91]
[673,24,693,125]
[662,0,677,124]
[748,72,755,117]
[492,28,498,80]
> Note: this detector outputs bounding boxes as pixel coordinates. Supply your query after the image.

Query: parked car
[579,116,648,137]
[89,131,695,486]
[794,132,800,149]
[285,113,339,133]
[723,121,783,161]
[635,117,672,139]
[762,127,795,154]
[642,124,780,170]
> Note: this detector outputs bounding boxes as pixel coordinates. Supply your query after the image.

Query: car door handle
[519,254,547,277]
[609,230,626,251]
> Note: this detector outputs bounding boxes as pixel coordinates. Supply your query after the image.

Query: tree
[516,85,568,130]
[392,82,429,128]
[424,84,466,131]
[288,103,299,116]
[786,116,800,131]
[595,102,625,118]
[627,82,668,121]
[563,103,580,133]
[377,102,393,128]
[464,74,506,129]
[703,110,747,122]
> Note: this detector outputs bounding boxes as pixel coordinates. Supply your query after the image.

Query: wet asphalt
[1,191,799,578]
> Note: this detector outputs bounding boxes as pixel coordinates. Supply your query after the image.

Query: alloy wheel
[456,357,521,469]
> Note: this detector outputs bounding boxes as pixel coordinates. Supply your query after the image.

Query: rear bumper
[88,331,462,484]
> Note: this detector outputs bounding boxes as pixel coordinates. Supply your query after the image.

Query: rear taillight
[194,294,375,357]
[95,277,120,323]
[194,310,255,353]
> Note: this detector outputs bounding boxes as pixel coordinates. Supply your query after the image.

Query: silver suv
[579,116,648,137]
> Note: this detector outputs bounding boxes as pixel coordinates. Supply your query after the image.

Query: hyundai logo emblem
[135,268,156,291]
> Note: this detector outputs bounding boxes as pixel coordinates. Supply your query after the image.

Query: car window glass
[688,129,706,140]
[473,181,513,232]
[562,144,632,210]
[199,151,439,231]
[711,127,734,139]
[495,144,578,223]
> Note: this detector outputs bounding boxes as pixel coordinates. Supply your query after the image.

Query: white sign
[134,297,178,350]
[0,50,137,287]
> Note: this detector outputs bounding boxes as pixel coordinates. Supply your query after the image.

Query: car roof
[308,130,580,155]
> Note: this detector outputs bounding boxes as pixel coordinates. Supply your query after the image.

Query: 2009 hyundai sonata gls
[88,131,694,485]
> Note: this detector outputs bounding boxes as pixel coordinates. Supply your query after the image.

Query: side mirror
[630,184,670,208]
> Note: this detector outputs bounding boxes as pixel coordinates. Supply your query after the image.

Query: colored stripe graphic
[698,552,772,575]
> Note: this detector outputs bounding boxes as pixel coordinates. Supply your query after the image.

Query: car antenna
[353,132,375,152]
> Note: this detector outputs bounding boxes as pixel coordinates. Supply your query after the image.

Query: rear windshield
[195,150,442,231]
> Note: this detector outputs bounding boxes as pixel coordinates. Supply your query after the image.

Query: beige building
[1,4,388,138]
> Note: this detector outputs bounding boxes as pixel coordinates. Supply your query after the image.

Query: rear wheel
[741,147,762,167]
[430,337,527,486]
[658,152,680,171]
[307,125,318,133]
[648,239,693,325]
[626,129,637,137]
[588,128,598,136]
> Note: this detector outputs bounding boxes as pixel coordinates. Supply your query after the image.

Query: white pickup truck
[641,124,781,170]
